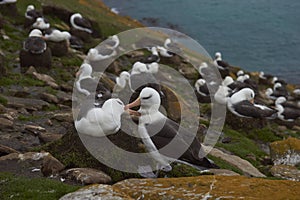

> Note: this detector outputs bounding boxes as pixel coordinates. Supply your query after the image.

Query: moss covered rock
[270,137,300,166]
[61,175,300,199]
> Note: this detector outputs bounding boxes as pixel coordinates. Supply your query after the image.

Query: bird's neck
[139,107,165,125]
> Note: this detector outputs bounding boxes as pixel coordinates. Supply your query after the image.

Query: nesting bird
[70,13,93,42]
[275,97,300,122]
[32,17,50,30]
[75,63,111,104]
[227,88,277,119]
[20,29,52,71]
[43,28,71,56]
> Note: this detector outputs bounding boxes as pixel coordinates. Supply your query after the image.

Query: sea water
[102,0,300,84]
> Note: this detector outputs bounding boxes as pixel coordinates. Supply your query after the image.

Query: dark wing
[141,54,160,63]
[216,60,230,69]
[24,37,46,54]
[26,10,42,20]
[79,77,98,92]
[199,84,210,96]
[282,102,300,109]
[74,16,92,30]
[69,36,83,49]
[233,100,265,118]
[146,119,217,168]
[95,82,112,106]
[282,107,300,120]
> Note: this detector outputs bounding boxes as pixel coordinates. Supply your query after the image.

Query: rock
[0,117,13,129]
[51,112,73,123]
[41,154,65,176]
[38,132,63,144]
[59,184,133,200]
[40,92,59,104]
[62,168,112,185]
[278,125,287,131]
[111,176,300,199]
[0,103,6,113]
[221,137,232,143]
[270,165,300,181]
[207,169,240,176]
[270,137,300,166]
[26,68,59,89]
[203,145,266,177]
[0,152,53,178]
[56,91,72,105]
[25,124,46,135]
[4,96,50,111]
[0,144,19,157]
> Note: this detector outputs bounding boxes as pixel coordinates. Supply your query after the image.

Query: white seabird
[75,98,125,137]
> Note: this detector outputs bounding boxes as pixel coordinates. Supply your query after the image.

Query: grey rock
[0,117,13,129]
[4,96,50,111]
[59,184,133,200]
[270,137,300,166]
[40,92,59,104]
[62,168,112,185]
[41,154,65,176]
[202,145,266,177]
[0,144,19,157]
[270,165,300,181]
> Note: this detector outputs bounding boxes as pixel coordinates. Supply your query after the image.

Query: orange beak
[76,69,82,77]
[249,98,254,104]
[124,97,141,110]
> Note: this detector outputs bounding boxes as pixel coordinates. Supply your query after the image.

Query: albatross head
[102,98,125,116]
[77,63,93,78]
[29,29,43,37]
[222,76,234,86]
[275,97,287,105]
[125,87,161,114]
[26,5,35,11]
[215,52,222,60]
[230,88,255,104]
[131,62,147,74]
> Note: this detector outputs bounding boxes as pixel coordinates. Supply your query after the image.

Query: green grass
[0,74,44,87]
[43,104,60,112]
[247,127,282,143]
[0,172,80,200]
[18,115,41,121]
[207,155,243,175]
[0,95,8,106]
[216,127,267,167]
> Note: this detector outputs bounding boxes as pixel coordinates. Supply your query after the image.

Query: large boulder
[270,165,300,181]
[0,152,64,178]
[61,176,300,200]
[60,184,133,200]
[270,137,300,166]
[61,168,112,185]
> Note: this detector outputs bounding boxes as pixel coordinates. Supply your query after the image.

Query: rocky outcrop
[203,145,266,177]
[60,176,300,200]
[270,165,300,181]
[269,137,300,181]
[60,184,133,200]
[62,168,112,185]
[270,137,300,166]
[0,152,64,178]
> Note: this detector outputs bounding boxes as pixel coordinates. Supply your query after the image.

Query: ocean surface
[102,0,300,84]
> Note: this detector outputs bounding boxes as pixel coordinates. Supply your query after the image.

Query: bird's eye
[142,94,152,100]
[117,100,123,105]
